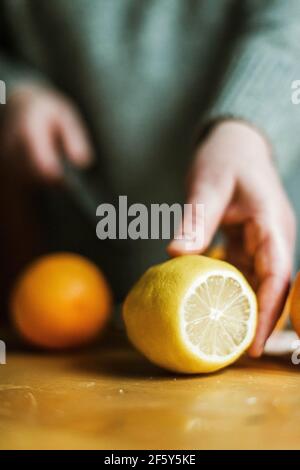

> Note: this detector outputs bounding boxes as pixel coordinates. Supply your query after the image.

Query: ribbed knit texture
[1,0,300,294]
[203,0,300,177]
[1,0,300,177]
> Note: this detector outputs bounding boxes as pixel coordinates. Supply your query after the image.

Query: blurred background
[1,0,300,315]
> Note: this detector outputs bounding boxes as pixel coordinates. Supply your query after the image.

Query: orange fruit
[289,272,300,335]
[274,289,291,331]
[11,253,112,349]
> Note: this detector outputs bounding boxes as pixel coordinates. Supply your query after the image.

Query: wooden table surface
[1,329,300,450]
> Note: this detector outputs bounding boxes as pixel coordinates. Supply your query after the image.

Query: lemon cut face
[183,272,254,362]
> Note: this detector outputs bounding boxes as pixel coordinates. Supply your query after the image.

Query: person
[0,0,300,357]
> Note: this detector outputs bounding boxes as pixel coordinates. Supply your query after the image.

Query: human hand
[0,84,93,182]
[168,120,296,357]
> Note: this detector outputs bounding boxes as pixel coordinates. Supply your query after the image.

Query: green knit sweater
[2,0,300,177]
[1,0,300,295]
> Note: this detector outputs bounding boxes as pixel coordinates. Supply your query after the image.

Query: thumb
[167,164,234,256]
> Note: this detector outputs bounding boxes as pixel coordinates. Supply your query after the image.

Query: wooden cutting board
[1,330,300,450]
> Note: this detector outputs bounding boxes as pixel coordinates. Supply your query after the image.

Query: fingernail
[168,236,201,254]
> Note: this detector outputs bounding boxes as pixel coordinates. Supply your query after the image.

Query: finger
[244,219,263,257]
[23,121,63,181]
[167,201,206,255]
[224,225,255,285]
[248,273,290,357]
[57,107,94,167]
[248,233,292,357]
[168,164,235,256]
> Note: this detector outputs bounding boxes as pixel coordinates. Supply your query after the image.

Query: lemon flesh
[123,255,257,374]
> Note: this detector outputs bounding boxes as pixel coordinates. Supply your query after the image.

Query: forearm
[202,0,300,178]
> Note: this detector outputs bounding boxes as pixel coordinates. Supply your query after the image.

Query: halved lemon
[123,255,257,373]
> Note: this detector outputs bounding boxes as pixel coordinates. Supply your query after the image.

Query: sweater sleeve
[0,52,48,99]
[0,6,46,99]
[203,0,300,178]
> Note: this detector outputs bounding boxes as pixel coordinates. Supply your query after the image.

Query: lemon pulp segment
[182,272,254,361]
